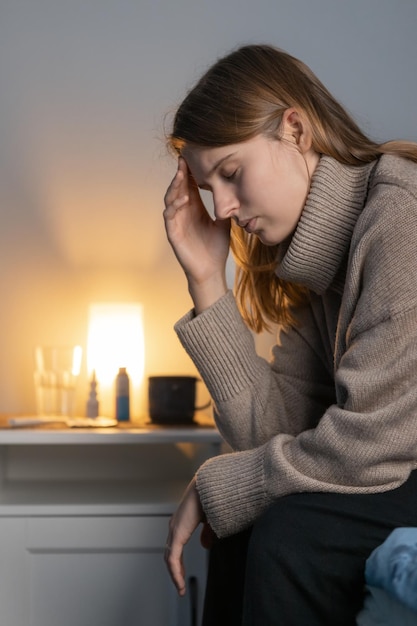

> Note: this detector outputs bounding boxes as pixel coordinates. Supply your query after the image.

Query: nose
[213,189,239,221]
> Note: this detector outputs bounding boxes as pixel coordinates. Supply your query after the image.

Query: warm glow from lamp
[71,345,83,376]
[87,303,145,419]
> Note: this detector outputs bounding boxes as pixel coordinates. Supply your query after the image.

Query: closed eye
[223,169,238,181]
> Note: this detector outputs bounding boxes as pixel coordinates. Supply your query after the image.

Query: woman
[163,44,417,625]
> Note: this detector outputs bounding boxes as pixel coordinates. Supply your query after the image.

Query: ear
[280,107,313,153]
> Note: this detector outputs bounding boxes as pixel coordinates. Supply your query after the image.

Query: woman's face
[182,125,319,246]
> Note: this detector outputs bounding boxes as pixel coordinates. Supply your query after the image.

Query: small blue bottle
[115,367,130,421]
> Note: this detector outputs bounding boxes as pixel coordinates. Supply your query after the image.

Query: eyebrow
[197,151,237,187]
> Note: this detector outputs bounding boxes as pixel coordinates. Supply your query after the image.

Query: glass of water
[34,346,82,417]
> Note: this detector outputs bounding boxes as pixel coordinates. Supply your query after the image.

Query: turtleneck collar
[276,155,377,295]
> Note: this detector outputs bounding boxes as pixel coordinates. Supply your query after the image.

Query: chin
[255,233,281,246]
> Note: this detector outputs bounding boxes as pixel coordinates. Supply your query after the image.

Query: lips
[242,218,257,234]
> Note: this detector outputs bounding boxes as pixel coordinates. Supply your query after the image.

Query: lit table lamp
[87,303,145,420]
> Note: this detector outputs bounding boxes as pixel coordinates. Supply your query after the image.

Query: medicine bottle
[115,367,130,421]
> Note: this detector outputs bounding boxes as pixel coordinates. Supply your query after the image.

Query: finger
[164,164,187,206]
[164,176,184,208]
[183,162,203,202]
[164,527,186,594]
[178,158,202,207]
[164,542,186,596]
[183,160,198,188]
[163,194,190,222]
[178,155,188,172]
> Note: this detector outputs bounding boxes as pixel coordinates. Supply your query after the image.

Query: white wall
[0,0,416,416]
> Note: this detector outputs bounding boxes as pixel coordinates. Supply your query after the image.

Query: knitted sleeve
[174,291,335,450]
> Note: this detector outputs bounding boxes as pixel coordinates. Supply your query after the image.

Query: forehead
[182,144,234,166]
[182,135,272,165]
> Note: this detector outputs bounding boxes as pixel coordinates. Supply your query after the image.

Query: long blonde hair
[168,44,417,332]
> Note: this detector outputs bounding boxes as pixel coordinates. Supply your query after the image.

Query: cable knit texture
[175,154,417,538]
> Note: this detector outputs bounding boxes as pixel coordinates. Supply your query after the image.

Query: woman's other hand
[164,477,207,596]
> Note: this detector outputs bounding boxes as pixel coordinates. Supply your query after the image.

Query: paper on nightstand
[8,416,117,428]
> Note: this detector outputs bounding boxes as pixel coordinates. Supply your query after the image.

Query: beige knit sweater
[174,154,417,539]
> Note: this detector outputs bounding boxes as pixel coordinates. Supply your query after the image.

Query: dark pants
[202,471,417,626]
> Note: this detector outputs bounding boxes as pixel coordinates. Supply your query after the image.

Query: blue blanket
[365,528,417,614]
[357,585,417,626]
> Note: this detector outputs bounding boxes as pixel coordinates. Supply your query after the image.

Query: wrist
[188,275,228,315]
